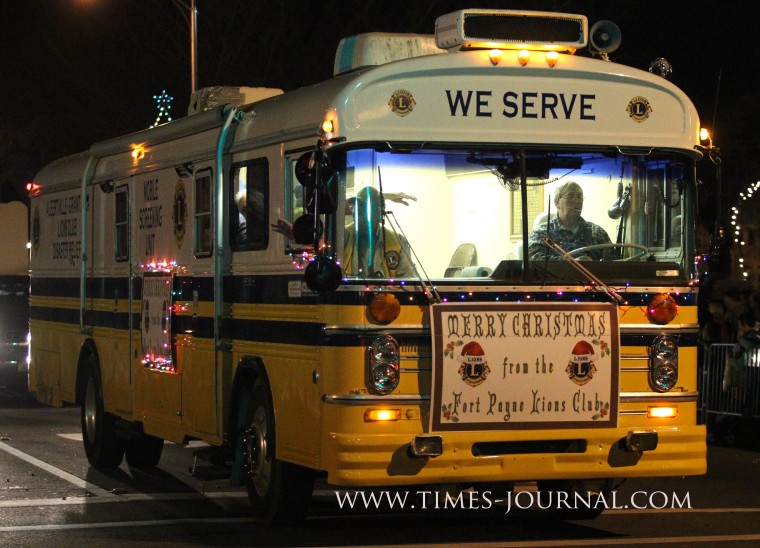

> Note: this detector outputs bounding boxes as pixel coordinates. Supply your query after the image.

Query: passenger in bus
[527,181,616,261]
[235,189,266,247]
[271,187,415,278]
[235,190,247,233]
[343,186,414,278]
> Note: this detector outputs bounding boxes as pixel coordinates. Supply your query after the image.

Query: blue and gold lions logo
[627,96,652,123]
[388,89,416,117]
[457,341,491,387]
[566,340,597,386]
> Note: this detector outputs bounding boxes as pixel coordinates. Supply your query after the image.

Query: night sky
[1,0,757,212]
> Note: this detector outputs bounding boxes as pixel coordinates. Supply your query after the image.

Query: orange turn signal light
[646,293,678,325]
[369,292,400,324]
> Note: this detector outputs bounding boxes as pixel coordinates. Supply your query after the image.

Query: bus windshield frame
[307,144,695,286]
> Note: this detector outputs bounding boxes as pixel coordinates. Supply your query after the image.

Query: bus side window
[231,158,269,251]
[115,185,129,261]
[194,170,213,257]
[291,171,304,224]
[272,156,305,250]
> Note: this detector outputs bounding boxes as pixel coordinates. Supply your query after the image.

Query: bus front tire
[241,374,315,525]
[126,433,164,468]
[81,356,125,468]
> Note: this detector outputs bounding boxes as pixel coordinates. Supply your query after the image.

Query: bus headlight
[367,335,400,394]
[649,335,678,392]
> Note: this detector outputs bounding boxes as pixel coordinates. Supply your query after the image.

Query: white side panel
[30,188,88,278]
[133,169,194,267]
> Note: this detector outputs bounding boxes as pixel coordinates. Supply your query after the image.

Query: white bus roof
[34,40,701,191]
[236,49,700,155]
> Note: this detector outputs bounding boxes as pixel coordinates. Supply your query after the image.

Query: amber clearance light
[131,144,146,160]
[369,292,400,324]
[647,406,678,419]
[646,293,678,325]
[365,409,401,422]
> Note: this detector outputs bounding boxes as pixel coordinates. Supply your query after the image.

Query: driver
[528,181,617,261]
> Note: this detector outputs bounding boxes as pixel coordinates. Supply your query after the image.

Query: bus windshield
[324,146,694,285]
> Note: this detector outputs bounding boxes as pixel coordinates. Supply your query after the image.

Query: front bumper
[322,423,706,486]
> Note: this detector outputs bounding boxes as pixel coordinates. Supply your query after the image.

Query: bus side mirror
[295,151,338,214]
[304,257,342,292]
[291,213,323,245]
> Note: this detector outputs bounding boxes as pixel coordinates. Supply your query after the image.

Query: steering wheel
[567,243,649,262]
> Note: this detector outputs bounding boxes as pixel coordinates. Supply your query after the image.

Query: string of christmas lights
[731,179,760,282]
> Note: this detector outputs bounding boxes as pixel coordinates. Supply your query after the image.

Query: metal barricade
[701,343,760,424]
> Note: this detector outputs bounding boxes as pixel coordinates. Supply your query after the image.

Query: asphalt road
[2,382,760,547]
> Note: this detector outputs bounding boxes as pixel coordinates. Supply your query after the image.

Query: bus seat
[671,215,682,242]
[514,212,551,259]
[536,211,550,228]
[444,243,477,277]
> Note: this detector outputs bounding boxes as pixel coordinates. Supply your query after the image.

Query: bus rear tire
[241,373,315,525]
[81,356,125,468]
[126,433,164,468]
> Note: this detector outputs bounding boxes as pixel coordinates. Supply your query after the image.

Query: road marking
[0,491,248,509]
[0,516,256,533]
[376,535,760,546]
[0,440,115,498]
[2,517,760,546]
[3,489,760,514]
[56,432,210,450]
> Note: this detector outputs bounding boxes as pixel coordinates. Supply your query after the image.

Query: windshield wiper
[541,236,626,304]
[384,211,441,304]
[377,167,441,304]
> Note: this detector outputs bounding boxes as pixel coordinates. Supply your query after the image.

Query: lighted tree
[151,90,174,127]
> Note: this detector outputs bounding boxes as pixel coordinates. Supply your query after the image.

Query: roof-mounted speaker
[589,20,621,58]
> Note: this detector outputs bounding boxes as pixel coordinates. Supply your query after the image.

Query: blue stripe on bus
[31,274,698,308]
[30,274,699,347]
[30,304,699,348]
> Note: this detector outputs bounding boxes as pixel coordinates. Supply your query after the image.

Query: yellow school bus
[29,9,710,523]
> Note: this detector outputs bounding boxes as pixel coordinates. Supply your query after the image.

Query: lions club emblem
[384,250,400,270]
[565,340,597,386]
[627,96,652,123]
[388,89,416,117]
[457,341,491,387]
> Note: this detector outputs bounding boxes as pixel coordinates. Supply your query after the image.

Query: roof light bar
[436,9,588,52]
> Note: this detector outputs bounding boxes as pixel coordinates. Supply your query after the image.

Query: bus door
[133,167,219,439]
[134,171,182,436]
[177,166,219,438]
[101,180,134,416]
